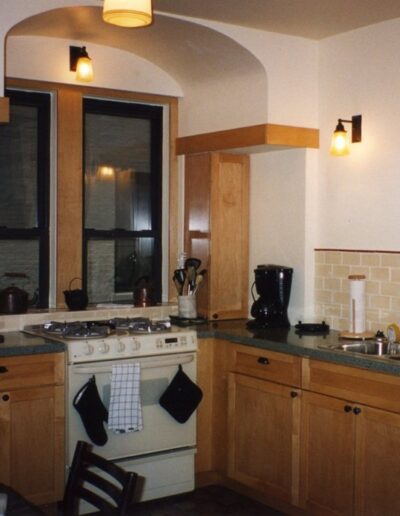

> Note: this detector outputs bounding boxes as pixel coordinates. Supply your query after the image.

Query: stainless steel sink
[336,341,381,354]
[319,340,390,356]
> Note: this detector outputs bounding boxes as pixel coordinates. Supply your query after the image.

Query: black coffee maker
[248,264,293,329]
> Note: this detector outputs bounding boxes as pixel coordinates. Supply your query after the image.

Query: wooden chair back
[62,441,138,515]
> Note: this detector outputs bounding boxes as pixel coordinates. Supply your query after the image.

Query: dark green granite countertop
[3,320,400,377]
[0,332,65,357]
[195,319,400,376]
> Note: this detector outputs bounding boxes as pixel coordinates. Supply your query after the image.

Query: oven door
[66,352,197,465]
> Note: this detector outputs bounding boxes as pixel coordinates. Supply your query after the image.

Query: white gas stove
[24,317,199,508]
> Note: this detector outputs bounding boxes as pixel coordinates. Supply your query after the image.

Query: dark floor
[41,485,286,515]
[130,485,285,515]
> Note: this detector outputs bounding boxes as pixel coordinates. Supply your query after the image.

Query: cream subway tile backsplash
[315,250,400,332]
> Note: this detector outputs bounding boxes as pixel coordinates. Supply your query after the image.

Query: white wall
[250,149,309,323]
[6,36,182,96]
[318,18,400,251]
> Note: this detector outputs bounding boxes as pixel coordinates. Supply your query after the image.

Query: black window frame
[82,97,163,303]
[0,89,50,308]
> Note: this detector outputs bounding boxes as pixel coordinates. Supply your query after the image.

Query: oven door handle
[71,354,195,375]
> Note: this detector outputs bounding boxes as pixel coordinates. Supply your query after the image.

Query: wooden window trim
[6,78,179,307]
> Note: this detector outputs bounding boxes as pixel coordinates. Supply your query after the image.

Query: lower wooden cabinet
[300,389,400,516]
[299,391,356,516]
[197,340,400,515]
[227,372,300,506]
[0,353,65,505]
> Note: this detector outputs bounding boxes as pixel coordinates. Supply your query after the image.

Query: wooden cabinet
[227,344,301,507]
[0,353,65,505]
[301,358,400,516]
[196,338,229,484]
[184,152,249,320]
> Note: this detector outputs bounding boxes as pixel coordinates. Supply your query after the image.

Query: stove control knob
[84,343,94,356]
[131,339,140,352]
[116,340,126,353]
[98,342,110,354]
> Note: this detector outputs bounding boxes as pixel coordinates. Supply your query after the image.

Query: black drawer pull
[290,391,298,398]
[0,366,8,374]
[344,405,352,412]
[353,407,362,415]
[257,357,269,365]
[2,394,9,402]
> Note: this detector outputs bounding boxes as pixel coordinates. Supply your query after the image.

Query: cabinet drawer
[230,344,301,387]
[302,358,400,413]
[0,353,64,391]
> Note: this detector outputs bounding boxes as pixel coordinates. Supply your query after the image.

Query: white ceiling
[9,0,400,41]
[157,0,400,40]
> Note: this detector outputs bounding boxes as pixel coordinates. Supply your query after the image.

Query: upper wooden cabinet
[184,152,249,320]
[177,123,319,155]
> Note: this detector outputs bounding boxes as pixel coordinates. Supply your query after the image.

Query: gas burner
[126,318,171,334]
[43,321,112,339]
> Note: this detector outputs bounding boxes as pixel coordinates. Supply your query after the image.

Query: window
[83,98,163,304]
[0,89,50,307]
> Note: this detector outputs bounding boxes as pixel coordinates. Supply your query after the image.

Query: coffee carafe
[248,264,293,329]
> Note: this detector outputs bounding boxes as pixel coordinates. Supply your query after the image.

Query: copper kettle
[0,273,35,314]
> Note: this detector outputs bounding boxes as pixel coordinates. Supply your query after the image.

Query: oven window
[83,98,162,304]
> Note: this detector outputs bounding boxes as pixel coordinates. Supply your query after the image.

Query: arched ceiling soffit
[8,6,267,87]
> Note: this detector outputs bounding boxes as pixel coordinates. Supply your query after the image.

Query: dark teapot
[0,273,36,314]
[64,278,88,311]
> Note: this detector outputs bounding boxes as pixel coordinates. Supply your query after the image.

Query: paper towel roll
[349,275,366,334]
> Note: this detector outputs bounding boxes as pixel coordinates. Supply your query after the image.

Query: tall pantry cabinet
[184,152,249,320]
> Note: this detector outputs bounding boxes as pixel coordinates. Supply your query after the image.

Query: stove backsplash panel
[315,249,400,332]
[0,304,178,332]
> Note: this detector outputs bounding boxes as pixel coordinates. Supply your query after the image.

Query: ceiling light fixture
[69,46,94,83]
[330,115,362,156]
[103,0,153,27]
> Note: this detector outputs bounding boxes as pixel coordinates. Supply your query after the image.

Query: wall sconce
[103,0,153,27]
[330,115,362,156]
[69,46,94,83]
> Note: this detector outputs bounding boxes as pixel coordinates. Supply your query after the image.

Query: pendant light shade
[103,0,153,27]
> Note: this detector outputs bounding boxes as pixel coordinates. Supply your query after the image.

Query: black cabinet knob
[344,405,352,412]
[2,394,9,402]
[0,366,8,374]
[353,407,362,415]
[290,391,298,398]
[257,357,269,365]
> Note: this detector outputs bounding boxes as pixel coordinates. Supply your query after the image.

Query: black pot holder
[159,365,203,423]
[73,375,109,446]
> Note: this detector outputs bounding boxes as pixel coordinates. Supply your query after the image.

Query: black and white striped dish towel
[108,363,143,433]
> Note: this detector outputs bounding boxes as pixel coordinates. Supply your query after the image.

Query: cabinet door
[354,405,400,516]
[209,153,249,320]
[300,391,355,516]
[0,385,65,505]
[228,372,300,505]
[184,152,249,320]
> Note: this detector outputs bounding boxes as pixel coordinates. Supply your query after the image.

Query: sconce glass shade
[330,120,350,156]
[76,55,94,82]
[103,0,153,27]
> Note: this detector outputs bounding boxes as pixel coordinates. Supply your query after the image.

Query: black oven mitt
[73,375,108,446]
[159,365,203,423]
